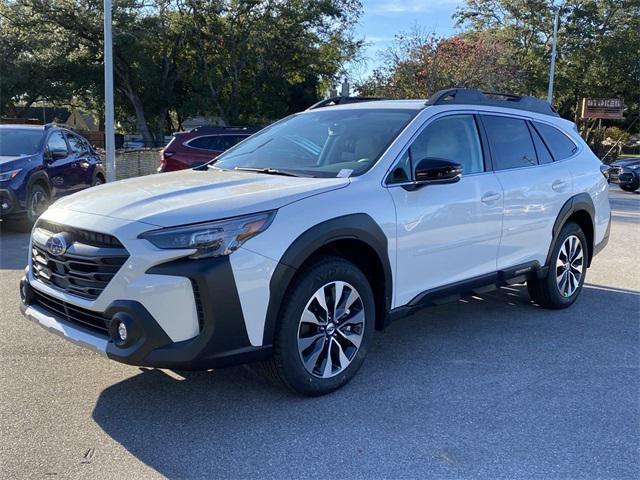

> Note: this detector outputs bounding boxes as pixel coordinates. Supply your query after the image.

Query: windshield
[0,129,44,156]
[213,109,416,177]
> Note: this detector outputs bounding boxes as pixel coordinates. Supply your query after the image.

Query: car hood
[612,159,640,167]
[0,155,31,170]
[52,168,349,227]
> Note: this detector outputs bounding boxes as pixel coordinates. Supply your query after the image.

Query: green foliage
[0,0,362,144]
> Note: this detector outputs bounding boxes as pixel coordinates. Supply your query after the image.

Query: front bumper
[21,265,272,369]
[20,209,274,369]
[0,188,24,218]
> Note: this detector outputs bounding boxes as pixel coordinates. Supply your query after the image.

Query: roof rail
[306,96,387,111]
[425,88,559,117]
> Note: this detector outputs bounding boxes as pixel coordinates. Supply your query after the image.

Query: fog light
[117,322,128,342]
[1,202,9,210]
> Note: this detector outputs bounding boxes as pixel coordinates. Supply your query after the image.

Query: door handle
[552,180,568,192]
[481,192,502,204]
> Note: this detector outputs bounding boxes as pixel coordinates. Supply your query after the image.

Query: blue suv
[0,124,105,225]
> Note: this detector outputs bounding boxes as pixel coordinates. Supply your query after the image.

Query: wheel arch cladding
[262,213,392,346]
[547,193,595,268]
[27,171,50,196]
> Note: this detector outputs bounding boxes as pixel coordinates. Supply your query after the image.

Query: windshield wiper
[234,167,306,177]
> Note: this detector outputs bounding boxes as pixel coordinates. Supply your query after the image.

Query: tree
[454,0,640,125]
[356,29,527,98]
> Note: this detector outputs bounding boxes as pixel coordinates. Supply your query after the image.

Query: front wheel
[620,181,639,192]
[528,221,588,309]
[26,184,49,225]
[267,256,375,396]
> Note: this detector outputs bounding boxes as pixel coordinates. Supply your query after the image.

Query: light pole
[104,0,116,182]
[547,5,560,104]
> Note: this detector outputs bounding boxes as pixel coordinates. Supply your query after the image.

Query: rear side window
[482,115,537,170]
[188,136,213,149]
[528,124,554,164]
[66,133,87,154]
[533,122,578,160]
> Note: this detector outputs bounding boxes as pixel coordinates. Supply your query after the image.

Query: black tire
[25,184,49,226]
[620,181,639,192]
[266,255,375,396]
[92,174,105,187]
[527,221,588,309]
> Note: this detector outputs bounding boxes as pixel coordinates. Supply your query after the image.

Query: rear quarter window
[533,122,578,160]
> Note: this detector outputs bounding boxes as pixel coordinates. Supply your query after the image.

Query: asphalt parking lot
[1,187,638,479]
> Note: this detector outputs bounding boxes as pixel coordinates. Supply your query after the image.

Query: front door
[44,130,78,197]
[387,113,504,307]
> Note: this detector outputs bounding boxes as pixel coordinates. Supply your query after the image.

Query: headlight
[0,169,22,182]
[628,164,640,170]
[139,211,276,259]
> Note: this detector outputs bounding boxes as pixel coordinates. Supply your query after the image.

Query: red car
[159,126,261,172]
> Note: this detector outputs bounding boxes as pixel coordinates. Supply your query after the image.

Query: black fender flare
[545,193,595,268]
[26,170,51,197]
[262,213,393,345]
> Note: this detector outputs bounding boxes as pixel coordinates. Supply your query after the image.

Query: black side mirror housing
[413,158,462,186]
[49,150,67,162]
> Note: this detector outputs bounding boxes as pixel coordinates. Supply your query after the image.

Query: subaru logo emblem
[46,233,68,256]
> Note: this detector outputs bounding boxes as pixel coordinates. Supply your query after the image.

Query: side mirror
[414,158,462,186]
[49,150,67,161]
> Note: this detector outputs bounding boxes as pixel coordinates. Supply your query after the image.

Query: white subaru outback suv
[20,89,611,396]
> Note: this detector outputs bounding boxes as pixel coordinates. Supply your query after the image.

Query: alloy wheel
[297,281,365,378]
[555,235,584,298]
[28,190,47,220]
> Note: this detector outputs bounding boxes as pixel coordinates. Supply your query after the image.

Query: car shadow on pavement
[0,222,31,270]
[92,283,640,479]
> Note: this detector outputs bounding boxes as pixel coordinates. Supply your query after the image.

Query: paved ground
[1,187,638,479]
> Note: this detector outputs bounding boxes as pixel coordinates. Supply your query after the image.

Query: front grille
[32,288,110,335]
[36,219,124,248]
[31,222,129,300]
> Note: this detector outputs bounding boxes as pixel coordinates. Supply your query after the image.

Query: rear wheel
[528,221,587,309]
[266,256,375,396]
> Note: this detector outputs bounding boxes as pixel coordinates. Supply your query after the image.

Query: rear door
[65,132,93,189]
[480,114,575,270]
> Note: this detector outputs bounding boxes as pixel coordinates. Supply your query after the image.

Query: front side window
[214,109,416,177]
[482,115,537,170]
[388,114,484,183]
[46,131,68,156]
[533,122,578,160]
[0,128,44,156]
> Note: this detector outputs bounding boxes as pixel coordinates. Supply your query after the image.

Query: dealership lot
[1,187,638,479]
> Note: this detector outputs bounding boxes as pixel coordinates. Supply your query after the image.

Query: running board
[386,261,540,326]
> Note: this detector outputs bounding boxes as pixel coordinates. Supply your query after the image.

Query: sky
[352,0,464,81]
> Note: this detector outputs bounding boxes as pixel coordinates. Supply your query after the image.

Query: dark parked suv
[159,126,260,172]
[609,157,640,192]
[0,124,105,224]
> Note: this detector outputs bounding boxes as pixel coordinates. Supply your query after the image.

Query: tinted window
[66,133,87,154]
[215,109,415,178]
[47,131,68,155]
[482,115,537,170]
[188,136,213,149]
[529,124,554,164]
[534,122,578,160]
[388,114,484,183]
[0,128,43,156]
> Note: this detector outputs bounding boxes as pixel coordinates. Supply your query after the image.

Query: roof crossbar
[425,88,559,117]
[306,96,388,111]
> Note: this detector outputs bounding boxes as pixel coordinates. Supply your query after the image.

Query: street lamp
[547,5,560,104]
[104,0,116,182]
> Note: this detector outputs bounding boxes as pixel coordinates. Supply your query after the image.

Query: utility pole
[104,0,116,182]
[547,5,560,104]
